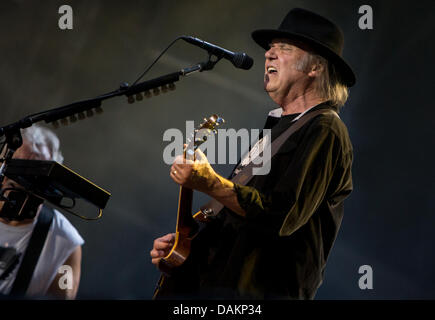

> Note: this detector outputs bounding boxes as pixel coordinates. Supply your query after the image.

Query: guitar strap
[199,108,339,218]
[9,206,54,297]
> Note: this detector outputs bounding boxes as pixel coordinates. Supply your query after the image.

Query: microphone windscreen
[233,53,254,70]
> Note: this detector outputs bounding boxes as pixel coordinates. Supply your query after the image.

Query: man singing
[151,8,355,299]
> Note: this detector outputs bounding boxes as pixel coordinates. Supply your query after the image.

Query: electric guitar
[157,114,224,277]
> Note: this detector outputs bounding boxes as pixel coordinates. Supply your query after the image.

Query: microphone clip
[201,54,222,72]
[180,54,222,77]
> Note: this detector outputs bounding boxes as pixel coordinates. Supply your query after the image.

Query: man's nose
[265,47,277,59]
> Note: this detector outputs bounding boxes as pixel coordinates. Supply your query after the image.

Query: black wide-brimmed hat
[252,8,356,87]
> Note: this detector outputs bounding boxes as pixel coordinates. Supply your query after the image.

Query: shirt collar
[267,101,335,119]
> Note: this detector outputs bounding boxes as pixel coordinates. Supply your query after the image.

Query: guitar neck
[175,186,197,236]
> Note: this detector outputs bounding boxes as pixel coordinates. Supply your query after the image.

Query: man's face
[1,141,40,191]
[13,140,50,161]
[264,38,311,102]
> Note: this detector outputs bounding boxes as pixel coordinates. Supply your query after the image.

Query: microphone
[181,36,254,70]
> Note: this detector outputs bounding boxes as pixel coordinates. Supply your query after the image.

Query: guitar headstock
[185,114,225,159]
[197,114,225,133]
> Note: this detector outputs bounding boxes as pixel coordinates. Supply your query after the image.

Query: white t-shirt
[0,208,84,296]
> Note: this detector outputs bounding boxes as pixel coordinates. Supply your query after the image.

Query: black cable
[130,36,184,86]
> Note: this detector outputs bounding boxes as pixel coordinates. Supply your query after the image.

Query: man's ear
[308,62,324,78]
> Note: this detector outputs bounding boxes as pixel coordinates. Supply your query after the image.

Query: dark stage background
[0,0,434,299]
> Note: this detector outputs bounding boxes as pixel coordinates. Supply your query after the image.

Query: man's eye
[268,44,291,51]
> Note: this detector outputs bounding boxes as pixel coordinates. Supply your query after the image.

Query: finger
[170,165,177,177]
[154,241,174,250]
[174,155,186,164]
[194,148,208,162]
[172,163,192,174]
[150,249,159,258]
[155,233,175,243]
[174,158,194,168]
[154,234,175,248]
[172,163,181,172]
[150,249,166,258]
[171,164,184,178]
[183,158,195,165]
[170,170,182,184]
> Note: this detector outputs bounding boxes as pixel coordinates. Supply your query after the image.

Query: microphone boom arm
[0,56,223,138]
[0,56,223,184]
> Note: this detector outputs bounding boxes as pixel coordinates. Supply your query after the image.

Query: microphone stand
[0,55,222,184]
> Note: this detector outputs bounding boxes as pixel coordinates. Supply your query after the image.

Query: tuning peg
[52,120,60,129]
[127,95,135,104]
[95,106,103,114]
[69,114,77,123]
[78,112,85,120]
[144,90,152,98]
[153,88,160,96]
[135,93,143,101]
[161,84,168,93]
[168,83,176,91]
[60,118,69,126]
[86,109,94,117]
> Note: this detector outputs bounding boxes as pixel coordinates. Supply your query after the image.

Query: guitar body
[153,187,201,299]
[158,186,198,275]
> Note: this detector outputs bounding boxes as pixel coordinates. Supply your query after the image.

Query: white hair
[21,125,64,163]
[295,52,349,108]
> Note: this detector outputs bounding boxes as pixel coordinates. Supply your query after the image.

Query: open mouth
[267,66,278,74]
